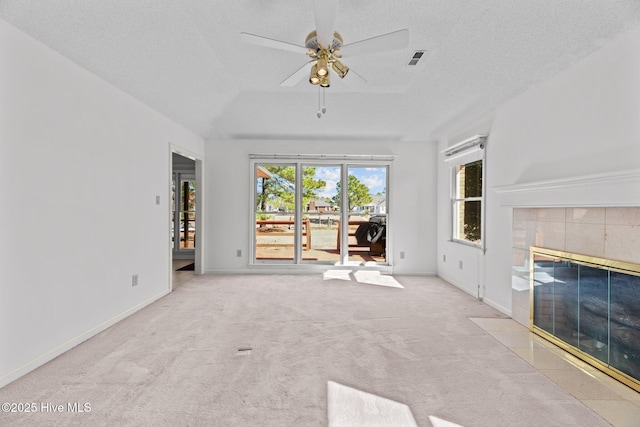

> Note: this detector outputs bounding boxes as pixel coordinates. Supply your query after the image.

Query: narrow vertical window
[453,159,483,245]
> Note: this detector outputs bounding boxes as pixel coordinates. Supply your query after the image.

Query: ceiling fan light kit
[320,73,330,88]
[315,52,329,77]
[240,0,409,117]
[331,59,349,79]
[309,64,321,84]
[306,32,343,88]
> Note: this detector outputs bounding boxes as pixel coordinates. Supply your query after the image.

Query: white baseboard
[481,296,512,317]
[205,267,435,276]
[437,272,477,298]
[0,290,171,389]
[437,273,511,317]
[206,265,394,275]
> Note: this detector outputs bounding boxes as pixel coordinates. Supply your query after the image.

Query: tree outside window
[256,166,326,212]
[332,174,372,212]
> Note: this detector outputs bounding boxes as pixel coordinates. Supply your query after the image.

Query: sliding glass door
[252,160,389,266]
[254,164,296,262]
[346,166,387,263]
[301,165,341,264]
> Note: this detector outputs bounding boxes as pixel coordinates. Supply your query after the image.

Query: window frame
[249,156,392,266]
[252,162,298,264]
[450,156,485,249]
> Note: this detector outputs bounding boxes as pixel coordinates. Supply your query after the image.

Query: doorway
[171,151,198,288]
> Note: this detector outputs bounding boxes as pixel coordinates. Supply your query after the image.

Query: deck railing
[256,219,311,250]
[335,220,370,250]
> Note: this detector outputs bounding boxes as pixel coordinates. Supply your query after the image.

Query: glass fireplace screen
[530,247,640,392]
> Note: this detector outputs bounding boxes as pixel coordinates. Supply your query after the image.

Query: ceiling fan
[240,0,409,116]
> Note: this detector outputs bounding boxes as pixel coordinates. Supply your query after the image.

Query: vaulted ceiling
[2,1,640,141]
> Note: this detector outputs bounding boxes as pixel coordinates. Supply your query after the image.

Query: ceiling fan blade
[346,67,368,84]
[339,29,409,57]
[337,67,368,90]
[280,61,314,87]
[240,32,309,55]
[313,0,338,48]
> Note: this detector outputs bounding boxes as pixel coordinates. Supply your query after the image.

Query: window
[251,157,390,265]
[452,159,483,245]
[172,173,196,251]
[254,164,297,262]
[444,134,486,247]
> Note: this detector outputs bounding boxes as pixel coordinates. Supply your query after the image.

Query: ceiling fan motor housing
[305,31,347,87]
[305,31,344,53]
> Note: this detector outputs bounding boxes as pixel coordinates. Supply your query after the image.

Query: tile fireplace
[511,207,640,391]
[530,247,640,392]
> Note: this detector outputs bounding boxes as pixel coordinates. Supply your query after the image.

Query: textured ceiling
[2,1,640,141]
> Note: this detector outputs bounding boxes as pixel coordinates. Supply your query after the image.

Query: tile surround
[534,220,566,250]
[606,224,640,264]
[606,207,640,226]
[513,208,537,221]
[536,208,566,222]
[513,219,536,249]
[566,207,605,224]
[511,207,640,328]
[565,222,606,258]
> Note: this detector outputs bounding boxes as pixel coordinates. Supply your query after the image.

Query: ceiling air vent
[408,51,424,66]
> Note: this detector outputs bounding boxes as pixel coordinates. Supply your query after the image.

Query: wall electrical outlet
[132,274,139,287]
[236,249,242,257]
[156,195,161,205]
[443,254,447,262]
[459,260,463,270]
[399,251,405,259]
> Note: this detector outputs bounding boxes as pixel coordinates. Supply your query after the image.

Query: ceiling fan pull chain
[322,88,327,114]
[317,86,327,118]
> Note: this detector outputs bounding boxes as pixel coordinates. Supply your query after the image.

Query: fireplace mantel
[493,168,640,207]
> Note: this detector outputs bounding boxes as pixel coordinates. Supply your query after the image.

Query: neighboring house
[354,195,386,214]
[256,166,273,179]
[307,199,334,213]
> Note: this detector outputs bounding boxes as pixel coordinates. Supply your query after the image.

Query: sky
[314,166,386,199]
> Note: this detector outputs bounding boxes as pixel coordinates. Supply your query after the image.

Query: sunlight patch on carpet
[327,381,417,427]
[322,270,404,288]
[429,415,465,427]
[323,270,353,281]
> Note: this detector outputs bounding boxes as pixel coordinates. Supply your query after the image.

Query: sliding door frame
[250,155,393,268]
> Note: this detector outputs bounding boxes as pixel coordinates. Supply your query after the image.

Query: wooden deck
[255,247,385,263]
[255,219,386,263]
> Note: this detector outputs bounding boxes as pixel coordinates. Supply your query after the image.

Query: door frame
[169,144,204,290]
[249,158,392,267]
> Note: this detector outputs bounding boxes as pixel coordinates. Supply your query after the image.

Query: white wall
[205,139,437,275]
[437,26,640,316]
[436,118,496,308]
[0,19,204,387]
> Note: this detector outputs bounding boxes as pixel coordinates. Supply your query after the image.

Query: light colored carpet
[0,274,610,426]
